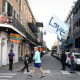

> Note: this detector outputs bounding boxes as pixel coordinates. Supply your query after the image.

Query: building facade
[0,0,42,67]
[62,0,80,53]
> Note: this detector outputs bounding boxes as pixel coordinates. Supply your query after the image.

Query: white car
[74,53,80,66]
[53,53,57,57]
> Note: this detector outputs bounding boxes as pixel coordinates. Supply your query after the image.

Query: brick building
[0,0,43,67]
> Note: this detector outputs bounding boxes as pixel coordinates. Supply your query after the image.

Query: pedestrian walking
[21,51,30,72]
[70,52,76,73]
[28,47,46,79]
[8,50,15,71]
[61,51,66,70]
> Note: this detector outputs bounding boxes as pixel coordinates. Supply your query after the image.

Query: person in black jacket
[61,51,66,70]
[21,51,30,72]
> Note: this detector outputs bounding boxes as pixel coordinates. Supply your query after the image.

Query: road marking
[61,70,70,74]
[76,72,80,75]
[29,70,51,74]
[25,70,51,74]
[43,70,51,73]
[0,79,8,80]
[23,71,31,75]
[0,76,13,78]
[0,73,16,75]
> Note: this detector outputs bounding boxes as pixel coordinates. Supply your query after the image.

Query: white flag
[45,13,69,40]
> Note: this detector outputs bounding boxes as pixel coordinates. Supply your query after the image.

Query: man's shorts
[34,63,41,68]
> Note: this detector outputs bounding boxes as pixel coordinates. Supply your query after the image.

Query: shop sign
[9,33,22,43]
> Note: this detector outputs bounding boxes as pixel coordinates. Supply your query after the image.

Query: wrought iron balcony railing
[73,27,80,38]
[67,37,73,44]
[73,9,80,24]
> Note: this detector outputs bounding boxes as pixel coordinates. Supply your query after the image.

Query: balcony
[0,12,42,45]
[67,37,73,44]
[73,9,80,24]
[28,28,37,40]
[62,40,67,45]
[0,12,26,36]
[26,32,42,45]
[28,23,37,33]
[73,28,80,38]
[12,18,26,35]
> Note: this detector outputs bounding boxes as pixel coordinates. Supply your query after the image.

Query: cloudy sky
[28,0,77,49]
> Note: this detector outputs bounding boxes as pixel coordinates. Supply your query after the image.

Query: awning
[0,23,26,38]
[62,45,69,50]
[0,23,41,46]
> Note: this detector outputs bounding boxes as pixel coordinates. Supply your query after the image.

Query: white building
[0,23,26,67]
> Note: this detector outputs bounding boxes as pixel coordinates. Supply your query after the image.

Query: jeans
[70,61,76,72]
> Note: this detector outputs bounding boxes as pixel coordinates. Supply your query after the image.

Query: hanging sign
[9,33,22,43]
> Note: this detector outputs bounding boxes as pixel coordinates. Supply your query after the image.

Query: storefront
[0,23,26,67]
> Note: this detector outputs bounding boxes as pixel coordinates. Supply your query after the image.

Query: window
[3,0,5,12]
[13,10,16,26]
[7,3,13,16]
[14,10,16,18]
[75,55,80,58]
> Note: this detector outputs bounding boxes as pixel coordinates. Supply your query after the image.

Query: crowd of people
[8,46,46,79]
[8,47,77,80]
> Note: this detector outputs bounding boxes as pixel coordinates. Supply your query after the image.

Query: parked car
[53,53,57,57]
[74,53,80,67]
[42,50,47,54]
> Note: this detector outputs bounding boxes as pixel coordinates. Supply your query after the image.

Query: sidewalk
[0,61,33,73]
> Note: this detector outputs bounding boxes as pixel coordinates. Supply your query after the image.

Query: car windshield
[75,54,80,58]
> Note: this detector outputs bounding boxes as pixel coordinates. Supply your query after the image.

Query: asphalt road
[0,53,80,80]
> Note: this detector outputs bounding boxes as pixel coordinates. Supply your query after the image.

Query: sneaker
[27,71,30,72]
[40,76,46,79]
[28,75,32,79]
[70,71,73,73]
